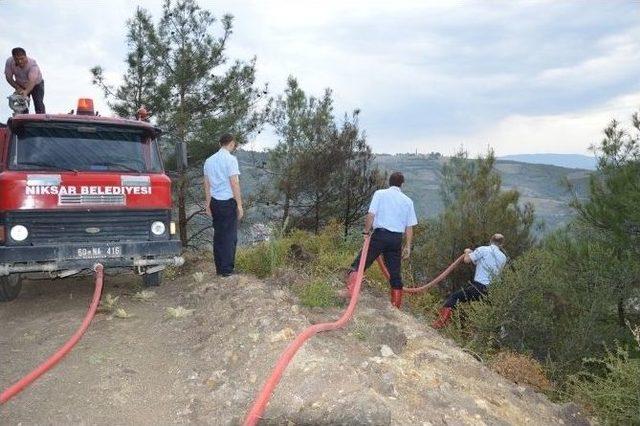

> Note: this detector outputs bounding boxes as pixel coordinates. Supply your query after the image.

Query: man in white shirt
[203,134,244,277]
[5,47,45,114]
[345,172,418,309]
[432,233,507,328]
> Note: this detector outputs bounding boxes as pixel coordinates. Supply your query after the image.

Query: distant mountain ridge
[499,153,596,170]
[371,154,592,231]
[234,151,593,233]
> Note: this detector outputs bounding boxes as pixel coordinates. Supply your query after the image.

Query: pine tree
[91,8,160,119]
[91,0,267,246]
[329,111,386,236]
[297,89,338,233]
[574,116,640,251]
[439,149,535,257]
[264,78,383,234]
[572,112,640,326]
[264,77,310,227]
[413,149,535,290]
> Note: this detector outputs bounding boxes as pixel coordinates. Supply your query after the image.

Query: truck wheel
[142,271,161,287]
[0,274,22,302]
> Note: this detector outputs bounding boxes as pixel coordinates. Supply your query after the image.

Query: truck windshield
[8,122,163,173]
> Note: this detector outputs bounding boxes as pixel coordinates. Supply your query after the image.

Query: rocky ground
[1,257,590,425]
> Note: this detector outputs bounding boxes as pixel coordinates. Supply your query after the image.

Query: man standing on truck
[203,134,244,277]
[5,47,45,114]
[344,171,418,309]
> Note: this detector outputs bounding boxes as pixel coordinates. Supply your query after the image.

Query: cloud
[401,91,640,156]
[0,0,638,159]
[536,27,640,87]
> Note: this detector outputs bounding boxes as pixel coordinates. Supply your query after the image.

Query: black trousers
[211,198,238,275]
[444,281,487,308]
[30,80,45,114]
[350,228,403,289]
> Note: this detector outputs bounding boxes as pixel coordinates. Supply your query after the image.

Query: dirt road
[1,270,200,424]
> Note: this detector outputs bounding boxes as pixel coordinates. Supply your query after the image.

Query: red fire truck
[0,99,183,301]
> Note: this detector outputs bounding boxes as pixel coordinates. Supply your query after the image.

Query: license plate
[75,245,122,259]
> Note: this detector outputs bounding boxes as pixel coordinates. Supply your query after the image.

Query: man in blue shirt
[203,134,244,277]
[432,233,507,329]
[345,172,418,309]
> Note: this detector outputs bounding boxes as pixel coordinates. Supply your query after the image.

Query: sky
[1,0,639,156]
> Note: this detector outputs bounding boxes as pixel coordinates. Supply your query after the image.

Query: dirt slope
[1,261,589,425]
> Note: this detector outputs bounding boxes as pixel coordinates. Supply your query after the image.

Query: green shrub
[459,235,637,381]
[237,224,392,298]
[411,150,536,300]
[461,249,561,357]
[295,279,340,308]
[237,238,288,278]
[570,344,640,425]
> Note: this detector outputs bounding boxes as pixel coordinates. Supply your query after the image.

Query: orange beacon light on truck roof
[76,98,95,116]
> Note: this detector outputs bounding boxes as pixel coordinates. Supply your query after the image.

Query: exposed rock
[380,345,395,357]
[269,327,296,342]
[372,323,408,355]
[557,403,592,426]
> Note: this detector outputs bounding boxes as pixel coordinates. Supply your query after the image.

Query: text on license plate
[76,246,122,259]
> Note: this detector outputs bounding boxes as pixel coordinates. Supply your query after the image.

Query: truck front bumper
[0,240,184,276]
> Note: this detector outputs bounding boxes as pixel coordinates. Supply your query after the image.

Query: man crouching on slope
[432,233,507,329]
[345,172,418,309]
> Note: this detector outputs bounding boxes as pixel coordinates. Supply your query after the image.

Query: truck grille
[2,210,171,244]
[59,194,126,206]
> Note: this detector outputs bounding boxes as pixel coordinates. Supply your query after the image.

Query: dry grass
[192,272,206,283]
[628,320,640,350]
[351,318,373,341]
[490,351,553,392]
[166,306,195,319]
[98,293,119,313]
[132,290,156,301]
[113,308,133,319]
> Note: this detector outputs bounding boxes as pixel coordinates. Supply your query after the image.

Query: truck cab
[0,100,183,301]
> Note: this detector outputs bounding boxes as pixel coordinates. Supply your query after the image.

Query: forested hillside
[238,151,591,232]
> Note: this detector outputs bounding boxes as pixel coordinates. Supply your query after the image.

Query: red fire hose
[243,235,372,426]
[375,255,464,294]
[0,263,104,405]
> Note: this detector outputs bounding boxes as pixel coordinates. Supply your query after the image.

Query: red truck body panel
[1,113,172,210]
[0,171,172,210]
[0,109,182,296]
[9,112,159,131]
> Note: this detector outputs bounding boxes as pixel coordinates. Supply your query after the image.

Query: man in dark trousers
[345,172,418,309]
[432,233,507,328]
[203,134,244,277]
[5,47,45,114]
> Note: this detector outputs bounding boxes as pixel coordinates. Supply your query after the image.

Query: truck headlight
[10,225,29,241]
[151,221,166,236]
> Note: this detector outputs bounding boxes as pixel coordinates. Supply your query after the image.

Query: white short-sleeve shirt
[368,186,418,233]
[203,147,240,200]
[469,244,507,286]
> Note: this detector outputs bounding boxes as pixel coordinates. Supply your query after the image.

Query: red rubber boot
[390,289,403,309]
[432,307,453,329]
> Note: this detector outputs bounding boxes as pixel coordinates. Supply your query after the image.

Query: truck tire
[142,271,161,287]
[0,274,22,302]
